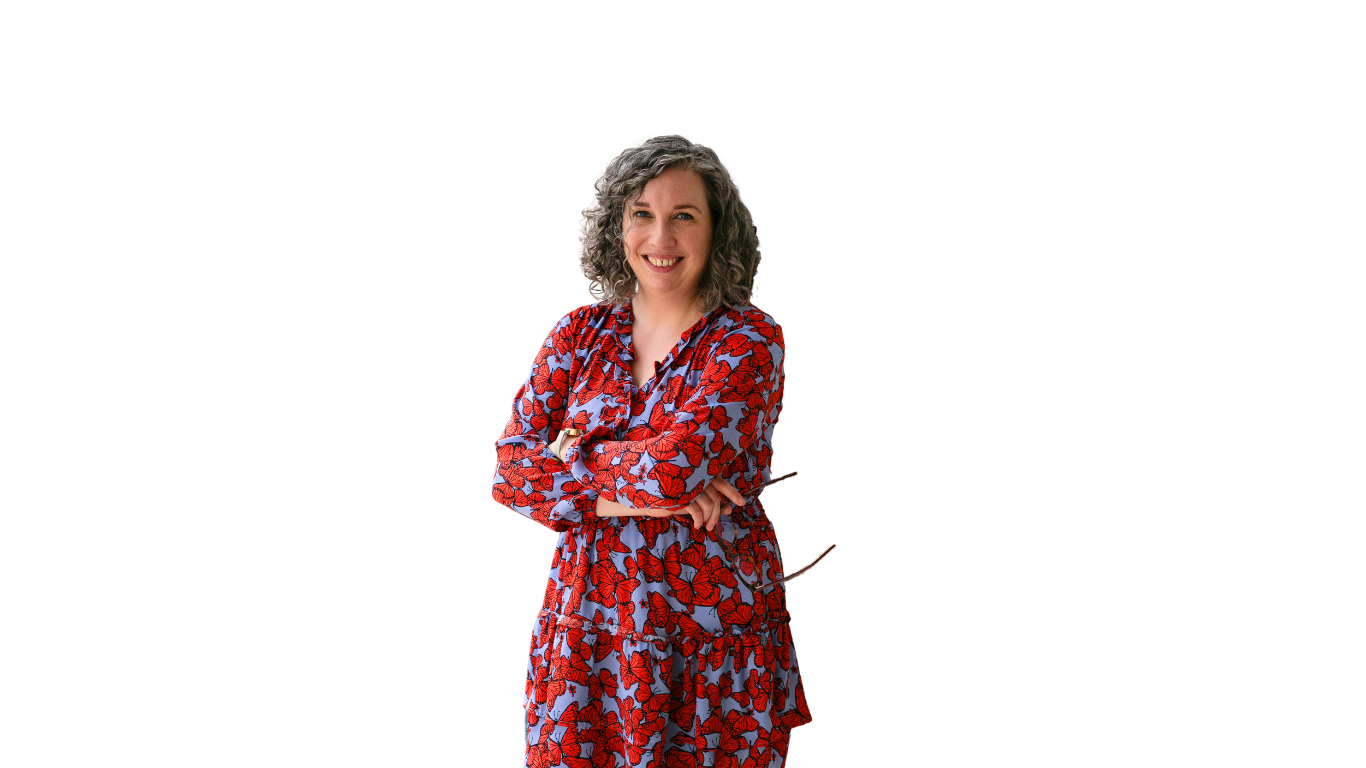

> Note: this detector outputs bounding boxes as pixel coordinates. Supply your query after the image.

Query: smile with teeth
[647,256,681,267]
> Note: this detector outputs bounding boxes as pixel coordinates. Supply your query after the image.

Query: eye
[631,210,651,218]
[631,209,693,218]
[675,212,694,220]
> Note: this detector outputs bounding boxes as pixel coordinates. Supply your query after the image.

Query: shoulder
[713,303,784,349]
[547,301,619,338]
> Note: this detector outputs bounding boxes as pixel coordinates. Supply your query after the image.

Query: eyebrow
[629,202,703,212]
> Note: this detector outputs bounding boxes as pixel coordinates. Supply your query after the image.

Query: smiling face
[622,167,713,305]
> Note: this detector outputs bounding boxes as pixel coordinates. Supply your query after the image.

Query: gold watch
[549,428,582,462]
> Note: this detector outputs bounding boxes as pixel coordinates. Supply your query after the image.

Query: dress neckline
[616,301,716,391]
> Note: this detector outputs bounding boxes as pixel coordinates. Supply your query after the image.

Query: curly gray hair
[580,136,761,312]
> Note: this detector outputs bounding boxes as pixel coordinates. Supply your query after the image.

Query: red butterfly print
[697,358,733,397]
[579,362,611,394]
[674,609,703,639]
[769,629,792,671]
[620,651,657,702]
[567,409,594,433]
[715,591,753,628]
[661,373,687,402]
[620,692,670,765]
[702,642,729,676]
[549,647,591,687]
[746,669,772,713]
[594,526,631,558]
[586,667,618,701]
[590,626,616,665]
[564,623,587,653]
[542,577,560,609]
[731,681,750,710]
[530,663,566,707]
[649,460,690,500]
[615,597,636,634]
[792,681,811,720]
[687,559,721,608]
[590,727,624,768]
[531,359,570,398]
[525,404,555,437]
[713,333,753,359]
[717,671,734,699]
[706,438,737,474]
[566,571,588,616]
[530,702,583,768]
[663,541,721,606]
[631,513,669,549]
[644,591,672,636]
[586,559,621,608]
[732,633,762,668]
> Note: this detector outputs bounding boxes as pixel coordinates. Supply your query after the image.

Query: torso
[628,302,705,389]
[630,332,677,389]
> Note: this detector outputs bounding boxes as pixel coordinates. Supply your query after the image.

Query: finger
[720,502,733,516]
[715,475,748,505]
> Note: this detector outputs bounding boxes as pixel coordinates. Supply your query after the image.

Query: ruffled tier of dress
[524,607,811,768]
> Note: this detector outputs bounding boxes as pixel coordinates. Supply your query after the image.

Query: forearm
[594,495,636,517]
[593,494,675,518]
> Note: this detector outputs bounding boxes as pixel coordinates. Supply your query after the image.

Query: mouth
[642,255,682,272]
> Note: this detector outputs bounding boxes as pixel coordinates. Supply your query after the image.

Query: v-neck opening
[618,301,713,392]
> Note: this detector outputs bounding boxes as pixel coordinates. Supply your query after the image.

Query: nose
[648,218,678,249]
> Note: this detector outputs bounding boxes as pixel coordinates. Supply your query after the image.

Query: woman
[493,136,812,768]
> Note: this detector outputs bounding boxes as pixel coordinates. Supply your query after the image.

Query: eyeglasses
[717,472,836,593]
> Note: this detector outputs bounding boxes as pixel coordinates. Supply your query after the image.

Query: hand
[669,477,745,532]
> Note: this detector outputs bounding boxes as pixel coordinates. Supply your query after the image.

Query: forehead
[633,167,707,205]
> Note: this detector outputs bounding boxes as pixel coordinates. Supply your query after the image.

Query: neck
[630,290,704,332]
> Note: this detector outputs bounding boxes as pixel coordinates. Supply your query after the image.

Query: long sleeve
[564,317,784,510]
[492,312,598,532]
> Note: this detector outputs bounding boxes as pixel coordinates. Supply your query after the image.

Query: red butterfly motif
[718,710,758,755]
[620,650,656,702]
[731,681,750,710]
[649,460,691,500]
[565,571,588,616]
[586,560,621,608]
[646,415,704,460]
[661,373,687,402]
[530,702,583,768]
[644,591,672,636]
[713,333,753,359]
[586,667,618,700]
[745,343,773,377]
[590,624,616,664]
[769,629,792,671]
[543,578,559,609]
[590,727,623,768]
[674,609,703,639]
[703,641,729,675]
[698,359,733,397]
[745,668,772,713]
[631,513,669,549]
[564,622,587,652]
[594,526,631,558]
[615,597,636,634]
[706,438,737,473]
[716,591,753,628]
[531,359,570,397]
[732,633,762,668]
[619,693,669,765]
[549,646,591,687]
[529,663,565,707]
[579,362,611,394]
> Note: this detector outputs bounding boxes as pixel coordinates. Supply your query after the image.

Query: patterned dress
[493,301,812,768]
